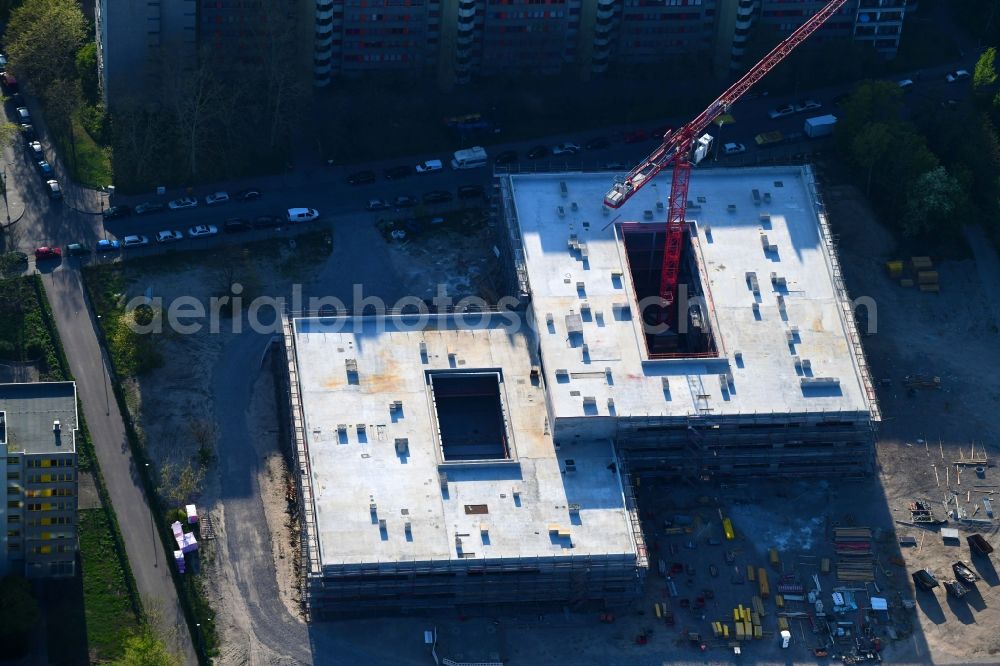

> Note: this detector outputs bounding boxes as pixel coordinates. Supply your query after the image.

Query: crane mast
[603,0,848,330]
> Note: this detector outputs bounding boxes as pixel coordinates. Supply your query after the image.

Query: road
[41,266,198,665]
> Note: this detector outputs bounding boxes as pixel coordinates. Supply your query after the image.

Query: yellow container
[723,518,735,540]
[758,568,770,598]
[886,260,904,278]
[747,565,755,582]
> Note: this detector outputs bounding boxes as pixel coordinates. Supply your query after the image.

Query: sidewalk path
[41,267,198,666]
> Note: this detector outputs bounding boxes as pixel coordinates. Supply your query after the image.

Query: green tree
[836,80,904,152]
[903,166,967,237]
[40,78,83,167]
[111,625,179,666]
[974,47,997,90]
[4,0,86,93]
[849,122,893,196]
[0,575,41,658]
[75,42,100,106]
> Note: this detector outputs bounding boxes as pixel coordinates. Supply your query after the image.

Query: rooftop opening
[619,223,718,358]
[429,372,511,461]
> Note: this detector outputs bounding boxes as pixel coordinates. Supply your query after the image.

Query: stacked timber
[835,527,874,582]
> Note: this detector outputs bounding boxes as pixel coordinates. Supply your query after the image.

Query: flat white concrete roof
[505,166,874,424]
[290,315,640,569]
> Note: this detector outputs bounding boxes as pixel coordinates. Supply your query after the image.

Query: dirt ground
[376,205,504,302]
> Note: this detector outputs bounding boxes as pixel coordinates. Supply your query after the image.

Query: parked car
[0,72,18,93]
[384,165,412,180]
[494,150,518,165]
[155,229,184,243]
[623,129,648,143]
[168,196,198,210]
[235,187,262,201]
[122,235,149,247]
[551,142,581,156]
[15,107,30,124]
[415,159,443,174]
[394,195,418,208]
[96,239,121,252]
[526,145,549,159]
[457,184,486,200]
[945,69,970,83]
[66,242,89,257]
[34,246,62,261]
[422,190,453,204]
[723,142,747,155]
[205,191,230,206]
[768,104,795,119]
[103,205,132,219]
[223,217,252,233]
[187,224,218,238]
[366,198,390,211]
[346,170,376,185]
[253,215,284,228]
[36,160,53,178]
[580,137,608,151]
[26,140,43,161]
[3,250,28,266]
[20,124,36,141]
[898,79,915,92]
[46,179,62,200]
[793,99,822,113]
[134,202,165,215]
[286,207,319,223]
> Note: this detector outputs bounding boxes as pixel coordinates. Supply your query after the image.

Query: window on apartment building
[7,471,19,479]
[7,530,20,538]
[9,515,20,523]
[7,500,21,509]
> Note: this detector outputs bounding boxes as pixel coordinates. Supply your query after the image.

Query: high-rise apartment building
[95,0,198,107]
[1,382,79,579]
[94,0,913,104]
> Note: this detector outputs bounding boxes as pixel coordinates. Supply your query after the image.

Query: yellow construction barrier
[723,518,735,540]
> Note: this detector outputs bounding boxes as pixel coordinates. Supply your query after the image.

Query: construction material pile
[835,527,874,582]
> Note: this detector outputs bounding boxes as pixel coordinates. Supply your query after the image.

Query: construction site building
[281,164,878,615]
[497,166,880,477]
[281,314,647,617]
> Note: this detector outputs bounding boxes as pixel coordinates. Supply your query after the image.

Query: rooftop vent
[53,420,61,432]
[395,438,409,455]
[801,377,840,388]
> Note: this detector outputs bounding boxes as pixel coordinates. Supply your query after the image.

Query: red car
[623,129,649,143]
[34,246,62,261]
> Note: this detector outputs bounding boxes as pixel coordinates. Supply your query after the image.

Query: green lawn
[78,509,141,660]
[0,276,67,380]
[53,116,113,191]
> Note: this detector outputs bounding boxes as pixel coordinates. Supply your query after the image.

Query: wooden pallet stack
[835,527,874,582]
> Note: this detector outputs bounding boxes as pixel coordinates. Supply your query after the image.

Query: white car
[898,79,915,91]
[188,224,218,238]
[155,230,183,243]
[168,196,198,210]
[768,104,795,119]
[122,234,149,247]
[552,142,581,155]
[723,142,746,155]
[793,99,822,113]
[287,207,319,223]
[366,199,390,211]
[205,191,230,205]
[945,69,970,83]
[414,159,443,174]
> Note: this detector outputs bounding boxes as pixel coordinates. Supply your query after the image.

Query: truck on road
[804,114,837,138]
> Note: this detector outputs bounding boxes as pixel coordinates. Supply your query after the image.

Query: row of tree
[835,46,1000,242]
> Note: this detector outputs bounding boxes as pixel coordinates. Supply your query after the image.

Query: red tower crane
[603,0,848,330]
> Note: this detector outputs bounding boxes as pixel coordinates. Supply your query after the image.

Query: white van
[287,208,319,223]
[450,146,488,170]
